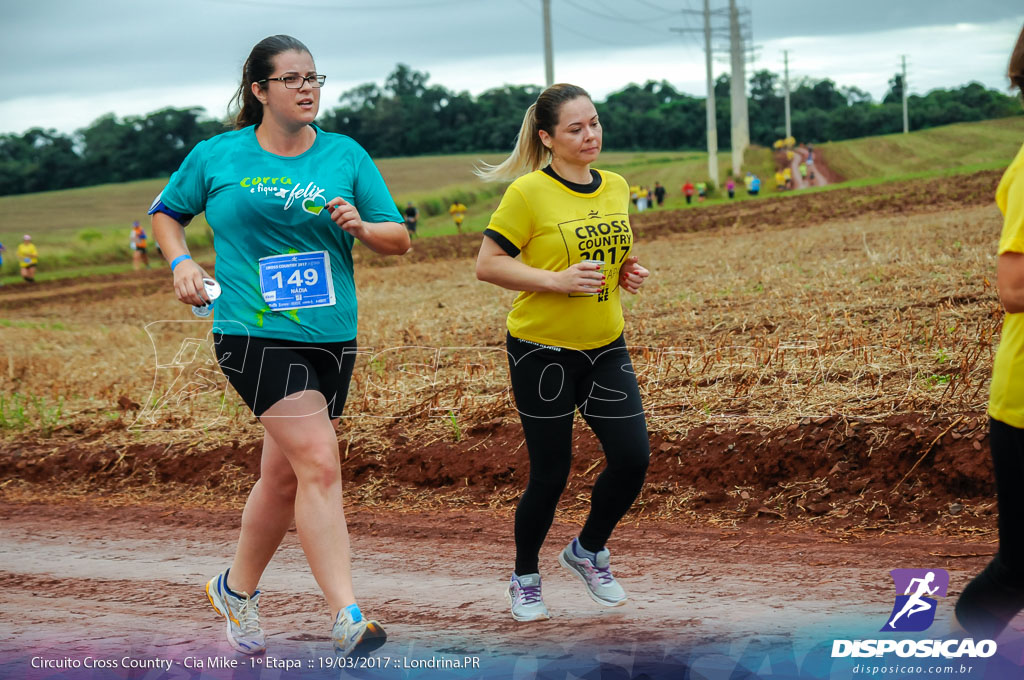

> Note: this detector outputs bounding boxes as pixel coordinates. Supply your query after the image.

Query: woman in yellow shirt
[475,83,651,622]
[955,26,1024,638]
[17,234,38,283]
[449,201,467,234]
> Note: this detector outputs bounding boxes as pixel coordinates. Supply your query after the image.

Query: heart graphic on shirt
[302,198,326,215]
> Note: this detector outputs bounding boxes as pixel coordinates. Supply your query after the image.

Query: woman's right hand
[549,261,605,295]
[173,258,211,306]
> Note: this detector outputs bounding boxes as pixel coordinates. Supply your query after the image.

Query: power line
[205,0,475,10]
[518,0,658,48]
[578,0,679,24]
[562,0,679,37]
[634,0,677,11]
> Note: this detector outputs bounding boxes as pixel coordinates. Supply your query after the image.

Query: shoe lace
[592,563,615,586]
[518,583,543,606]
[581,558,615,586]
[236,594,261,635]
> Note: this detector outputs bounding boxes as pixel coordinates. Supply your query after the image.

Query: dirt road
[791,147,829,190]
[2,501,1021,679]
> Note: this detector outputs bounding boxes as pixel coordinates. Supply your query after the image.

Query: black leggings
[954,417,1024,637]
[506,333,650,576]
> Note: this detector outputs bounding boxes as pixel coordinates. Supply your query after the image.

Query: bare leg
[247,390,355,614]
[227,422,334,594]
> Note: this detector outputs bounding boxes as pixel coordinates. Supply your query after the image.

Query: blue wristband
[170,254,192,271]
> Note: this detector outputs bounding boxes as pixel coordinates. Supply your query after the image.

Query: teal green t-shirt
[160,125,401,342]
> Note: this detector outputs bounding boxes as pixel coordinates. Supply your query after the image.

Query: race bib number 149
[258,251,336,311]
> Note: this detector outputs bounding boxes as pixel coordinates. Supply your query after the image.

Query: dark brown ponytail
[1010,23,1024,96]
[230,35,311,129]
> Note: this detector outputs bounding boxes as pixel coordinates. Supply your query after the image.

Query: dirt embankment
[0,408,996,534]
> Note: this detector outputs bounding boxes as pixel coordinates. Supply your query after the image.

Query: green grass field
[0,149,745,280]
[820,116,1024,180]
[1,117,1020,283]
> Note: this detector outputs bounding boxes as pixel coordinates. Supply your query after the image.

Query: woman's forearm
[476,254,556,293]
[355,221,410,255]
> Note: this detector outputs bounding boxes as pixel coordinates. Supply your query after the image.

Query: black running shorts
[213,333,357,418]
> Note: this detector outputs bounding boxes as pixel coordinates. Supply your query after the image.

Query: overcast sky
[2,0,1022,136]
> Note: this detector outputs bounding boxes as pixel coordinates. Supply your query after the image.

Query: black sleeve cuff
[484,229,520,258]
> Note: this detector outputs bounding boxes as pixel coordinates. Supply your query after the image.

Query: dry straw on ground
[0,186,1007,531]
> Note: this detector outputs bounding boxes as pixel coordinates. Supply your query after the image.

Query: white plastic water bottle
[192,278,222,318]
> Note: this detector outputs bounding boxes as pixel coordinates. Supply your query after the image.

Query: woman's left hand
[619,255,650,294]
[327,198,368,240]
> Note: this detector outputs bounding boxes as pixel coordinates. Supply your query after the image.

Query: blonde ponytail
[475,83,592,183]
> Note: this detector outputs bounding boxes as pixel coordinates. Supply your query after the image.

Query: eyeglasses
[259,74,327,89]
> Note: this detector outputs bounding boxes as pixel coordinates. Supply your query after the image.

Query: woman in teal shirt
[151,35,408,658]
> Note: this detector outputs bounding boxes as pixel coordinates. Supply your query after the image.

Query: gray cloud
[2,0,1021,134]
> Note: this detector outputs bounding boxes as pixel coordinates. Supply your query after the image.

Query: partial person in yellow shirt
[954,25,1024,640]
[17,234,37,283]
[449,201,467,234]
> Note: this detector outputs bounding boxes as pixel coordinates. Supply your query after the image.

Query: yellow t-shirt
[485,169,633,350]
[990,143,1024,428]
[16,242,38,266]
[449,202,467,223]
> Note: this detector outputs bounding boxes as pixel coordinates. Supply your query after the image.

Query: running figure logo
[881,568,949,632]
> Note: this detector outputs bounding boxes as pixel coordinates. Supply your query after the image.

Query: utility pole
[728,0,749,176]
[702,0,718,184]
[783,49,791,139]
[901,54,909,134]
[672,1,727,185]
[542,0,554,87]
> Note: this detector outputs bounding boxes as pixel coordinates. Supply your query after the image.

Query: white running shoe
[506,573,551,621]
[205,568,266,654]
[332,608,387,657]
[558,538,628,607]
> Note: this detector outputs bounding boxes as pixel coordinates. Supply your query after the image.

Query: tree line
[1,65,1019,196]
